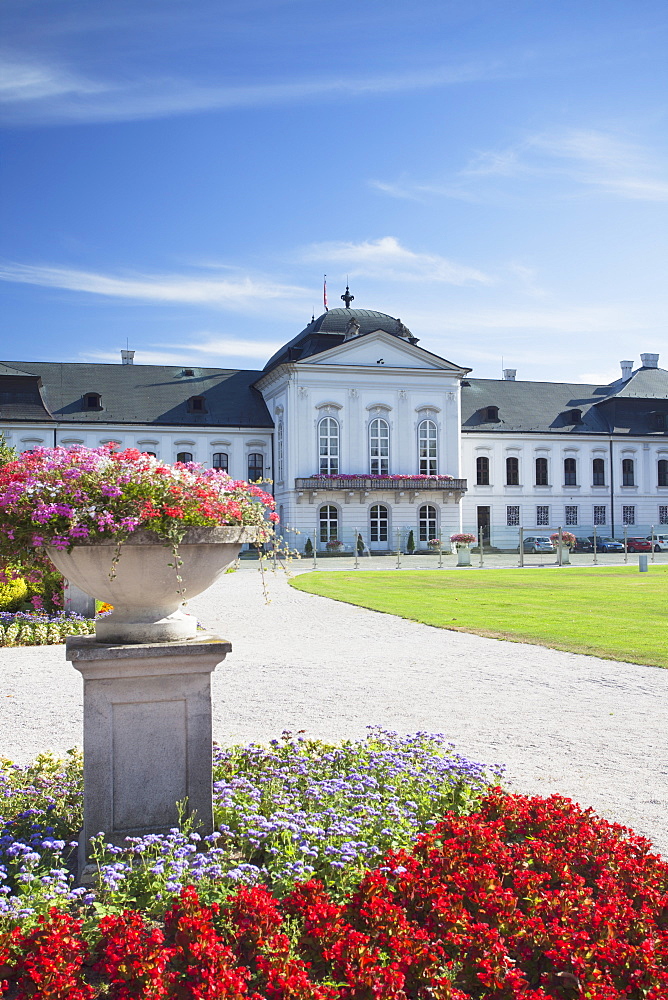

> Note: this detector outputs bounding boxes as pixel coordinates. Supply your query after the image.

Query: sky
[1,0,667,384]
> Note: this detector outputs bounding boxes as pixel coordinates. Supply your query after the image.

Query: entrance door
[476,506,491,548]
[369,504,389,551]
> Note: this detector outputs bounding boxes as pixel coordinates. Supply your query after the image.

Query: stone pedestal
[456,545,471,567]
[66,634,231,869]
[64,580,96,619]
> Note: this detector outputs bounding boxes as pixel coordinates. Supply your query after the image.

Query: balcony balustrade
[294,475,467,502]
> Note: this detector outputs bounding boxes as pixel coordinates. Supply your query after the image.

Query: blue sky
[1,0,667,384]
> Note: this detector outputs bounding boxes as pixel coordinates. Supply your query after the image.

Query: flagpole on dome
[323,275,328,312]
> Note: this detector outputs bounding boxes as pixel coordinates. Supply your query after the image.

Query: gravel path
[2,562,667,855]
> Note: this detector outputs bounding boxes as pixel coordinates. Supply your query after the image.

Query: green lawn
[290,566,668,668]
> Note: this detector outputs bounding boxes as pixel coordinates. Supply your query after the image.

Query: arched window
[418,419,437,475]
[277,420,284,481]
[213,452,228,472]
[535,457,548,486]
[176,451,193,463]
[319,504,338,543]
[564,457,577,486]
[506,456,519,486]
[248,453,264,482]
[476,456,490,485]
[658,460,668,487]
[369,418,389,475]
[369,503,389,543]
[418,504,437,543]
[622,458,635,486]
[318,417,339,475]
[592,458,605,486]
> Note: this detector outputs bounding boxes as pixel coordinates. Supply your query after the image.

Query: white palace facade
[2,298,668,552]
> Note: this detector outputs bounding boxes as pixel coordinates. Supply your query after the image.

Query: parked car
[573,537,594,552]
[646,534,668,552]
[587,536,624,552]
[520,535,555,553]
[626,537,652,552]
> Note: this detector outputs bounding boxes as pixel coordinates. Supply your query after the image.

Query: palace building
[2,294,667,551]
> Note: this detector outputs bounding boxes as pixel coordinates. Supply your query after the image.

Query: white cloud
[0,262,309,312]
[83,334,281,366]
[0,57,108,102]
[0,54,499,125]
[373,128,668,203]
[303,237,491,285]
[527,129,668,201]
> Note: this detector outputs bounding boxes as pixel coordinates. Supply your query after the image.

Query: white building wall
[461,432,668,544]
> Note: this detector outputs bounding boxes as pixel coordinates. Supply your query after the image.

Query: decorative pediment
[297,330,469,374]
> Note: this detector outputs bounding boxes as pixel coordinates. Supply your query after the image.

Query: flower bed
[1,789,667,997]
[0,611,96,646]
[0,731,499,925]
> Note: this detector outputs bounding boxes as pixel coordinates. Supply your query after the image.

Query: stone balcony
[294,476,467,504]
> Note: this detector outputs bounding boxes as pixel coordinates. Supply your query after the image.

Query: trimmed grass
[291,565,668,668]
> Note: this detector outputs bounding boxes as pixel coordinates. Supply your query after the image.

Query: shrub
[406,529,415,553]
[0,575,29,611]
[304,537,313,556]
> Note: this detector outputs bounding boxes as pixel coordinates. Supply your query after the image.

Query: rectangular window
[536,505,549,526]
[593,505,606,525]
[565,505,578,526]
[622,505,635,525]
[506,505,520,526]
[660,505,668,525]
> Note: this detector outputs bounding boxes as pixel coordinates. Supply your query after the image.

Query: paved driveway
[2,560,667,856]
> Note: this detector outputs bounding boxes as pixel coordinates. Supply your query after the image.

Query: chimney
[502,369,516,381]
[620,360,633,381]
[640,353,659,369]
[121,350,135,365]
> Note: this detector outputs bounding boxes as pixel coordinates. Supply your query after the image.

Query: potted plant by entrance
[450,532,476,567]
[428,537,441,551]
[550,530,576,565]
[0,445,278,643]
[326,538,344,554]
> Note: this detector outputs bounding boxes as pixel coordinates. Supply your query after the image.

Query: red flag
[323,275,328,311]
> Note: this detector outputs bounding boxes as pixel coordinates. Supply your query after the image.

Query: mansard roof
[262,307,417,372]
[0,362,272,427]
[462,363,668,435]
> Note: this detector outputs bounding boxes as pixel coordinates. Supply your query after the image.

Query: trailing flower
[0,445,278,577]
[325,539,343,550]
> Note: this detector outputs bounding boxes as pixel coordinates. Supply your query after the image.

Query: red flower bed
[1,791,667,998]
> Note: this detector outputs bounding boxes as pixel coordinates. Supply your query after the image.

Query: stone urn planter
[456,544,472,567]
[47,526,258,643]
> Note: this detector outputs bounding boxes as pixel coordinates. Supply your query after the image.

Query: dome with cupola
[263,295,418,373]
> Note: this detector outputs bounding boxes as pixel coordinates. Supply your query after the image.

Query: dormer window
[652,411,666,431]
[483,406,499,422]
[183,369,195,377]
[568,409,582,424]
[188,395,206,413]
[84,392,101,410]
